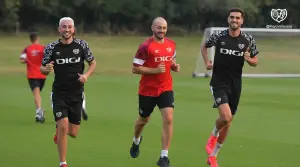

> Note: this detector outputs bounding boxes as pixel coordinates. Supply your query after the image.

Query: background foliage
[0,0,298,35]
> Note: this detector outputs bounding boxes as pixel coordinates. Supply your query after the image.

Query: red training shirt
[133,37,176,97]
[20,44,46,79]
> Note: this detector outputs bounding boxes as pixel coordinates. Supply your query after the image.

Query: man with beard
[129,17,180,167]
[201,8,259,167]
[40,17,96,167]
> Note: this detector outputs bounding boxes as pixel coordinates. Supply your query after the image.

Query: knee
[220,115,232,126]
[57,119,69,134]
[163,114,173,125]
[136,117,150,126]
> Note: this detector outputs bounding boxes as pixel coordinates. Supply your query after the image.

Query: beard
[61,32,73,39]
[229,23,239,30]
[154,32,165,40]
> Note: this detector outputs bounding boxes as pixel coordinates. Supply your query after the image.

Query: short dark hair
[29,32,38,42]
[228,8,245,18]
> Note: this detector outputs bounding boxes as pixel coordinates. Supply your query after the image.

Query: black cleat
[35,116,40,123]
[156,156,171,167]
[130,136,143,158]
[82,108,88,121]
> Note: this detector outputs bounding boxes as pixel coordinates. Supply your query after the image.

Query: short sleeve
[20,47,27,59]
[248,35,259,57]
[133,44,148,66]
[80,40,94,62]
[205,32,221,48]
[42,44,53,66]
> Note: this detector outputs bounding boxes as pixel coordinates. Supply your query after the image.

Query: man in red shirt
[20,32,46,123]
[129,17,180,167]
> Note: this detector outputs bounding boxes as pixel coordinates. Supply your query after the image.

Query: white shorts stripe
[210,86,217,105]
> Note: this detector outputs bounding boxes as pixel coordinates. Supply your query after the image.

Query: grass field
[0,35,300,167]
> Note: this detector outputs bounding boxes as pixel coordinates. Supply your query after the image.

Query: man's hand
[45,61,54,72]
[244,47,251,61]
[171,64,180,72]
[78,73,88,83]
[206,60,213,70]
[156,63,166,73]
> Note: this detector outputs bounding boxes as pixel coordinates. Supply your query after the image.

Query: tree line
[0,0,298,35]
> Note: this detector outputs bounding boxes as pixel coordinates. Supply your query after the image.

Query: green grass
[0,35,300,167]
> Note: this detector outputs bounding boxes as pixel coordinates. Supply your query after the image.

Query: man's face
[58,20,75,40]
[152,22,167,40]
[228,12,243,30]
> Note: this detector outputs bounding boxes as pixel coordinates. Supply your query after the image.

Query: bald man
[40,17,97,167]
[129,17,180,167]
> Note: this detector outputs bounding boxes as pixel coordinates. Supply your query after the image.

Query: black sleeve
[205,32,221,48]
[42,43,54,66]
[80,40,95,62]
[247,35,259,58]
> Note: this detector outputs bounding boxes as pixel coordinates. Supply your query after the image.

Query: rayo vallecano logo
[271,9,287,23]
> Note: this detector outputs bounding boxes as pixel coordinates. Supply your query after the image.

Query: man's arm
[201,44,210,65]
[245,35,259,67]
[82,40,97,78]
[170,50,180,72]
[201,32,219,69]
[132,45,163,74]
[20,48,27,64]
[40,44,53,75]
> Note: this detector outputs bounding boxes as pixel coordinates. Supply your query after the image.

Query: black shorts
[138,91,174,118]
[51,92,84,125]
[28,78,46,91]
[210,86,241,115]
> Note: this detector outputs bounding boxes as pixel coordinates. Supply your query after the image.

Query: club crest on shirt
[73,49,79,54]
[238,44,245,49]
[166,47,172,52]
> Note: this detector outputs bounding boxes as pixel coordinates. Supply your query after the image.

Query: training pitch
[0,35,299,167]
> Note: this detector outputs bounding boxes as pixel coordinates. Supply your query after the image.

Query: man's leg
[52,93,70,167]
[56,117,69,167]
[207,86,241,167]
[156,91,174,167]
[207,103,232,167]
[28,79,44,122]
[130,94,156,158]
[67,99,82,138]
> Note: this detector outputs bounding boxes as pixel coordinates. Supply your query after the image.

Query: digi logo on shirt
[220,48,244,57]
[56,57,81,64]
[154,56,173,62]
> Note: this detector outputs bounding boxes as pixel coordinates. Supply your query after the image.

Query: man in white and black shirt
[40,17,96,167]
[201,8,259,167]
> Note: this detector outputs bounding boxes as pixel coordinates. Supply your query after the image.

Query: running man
[201,8,259,167]
[129,17,180,167]
[40,17,97,167]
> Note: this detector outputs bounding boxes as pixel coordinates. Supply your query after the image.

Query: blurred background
[0,0,300,167]
[0,0,299,34]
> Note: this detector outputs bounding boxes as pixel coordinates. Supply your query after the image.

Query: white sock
[212,126,220,137]
[211,143,222,157]
[59,161,67,166]
[36,108,41,114]
[161,150,168,158]
[133,136,140,145]
[35,108,41,118]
